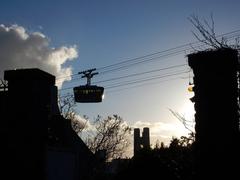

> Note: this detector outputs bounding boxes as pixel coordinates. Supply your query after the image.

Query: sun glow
[181,100,195,120]
[179,100,195,132]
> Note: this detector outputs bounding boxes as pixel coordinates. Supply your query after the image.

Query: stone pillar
[188,48,239,179]
[134,127,150,156]
[142,127,150,148]
[134,128,141,156]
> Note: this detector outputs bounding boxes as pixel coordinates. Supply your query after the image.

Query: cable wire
[56,29,240,80]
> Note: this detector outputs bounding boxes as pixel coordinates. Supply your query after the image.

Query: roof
[4,68,55,85]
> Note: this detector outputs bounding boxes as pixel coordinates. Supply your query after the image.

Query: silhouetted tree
[58,94,87,134]
[154,139,166,149]
[115,137,195,180]
[179,132,195,147]
[85,115,131,161]
[169,133,195,149]
[0,79,8,91]
[169,137,181,149]
[58,96,131,162]
[189,14,240,50]
[169,109,195,134]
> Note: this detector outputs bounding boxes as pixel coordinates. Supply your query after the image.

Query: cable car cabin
[73,85,104,103]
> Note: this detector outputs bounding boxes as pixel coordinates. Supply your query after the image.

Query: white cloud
[74,114,96,132]
[0,24,78,87]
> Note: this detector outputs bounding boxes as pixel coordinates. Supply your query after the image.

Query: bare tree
[0,79,8,91]
[85,115,131,161]
[58,94,87,134]
[189,14,227,49]
[58,96,131,161]
[169,109,195,134]
[188,14,240,50]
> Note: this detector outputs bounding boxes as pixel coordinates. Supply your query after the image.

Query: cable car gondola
[73,68,104,103]
[74,85,104,103]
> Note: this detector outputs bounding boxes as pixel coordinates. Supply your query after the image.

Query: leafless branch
[85,115,131,161]
[189,14,231,50]
[169,109,195,133]
[58,94,87,134]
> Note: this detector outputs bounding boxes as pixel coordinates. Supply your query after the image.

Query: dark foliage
[100,135,196,180]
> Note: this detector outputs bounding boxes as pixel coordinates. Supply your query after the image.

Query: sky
[1,0,240,154]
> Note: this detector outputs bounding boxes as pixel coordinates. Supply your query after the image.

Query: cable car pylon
[73,68,104,103]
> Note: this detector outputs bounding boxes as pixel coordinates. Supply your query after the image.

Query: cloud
[0,24,78,87]
[74,114,96,132]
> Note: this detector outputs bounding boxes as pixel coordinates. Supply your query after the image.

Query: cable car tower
[73,68,104,103]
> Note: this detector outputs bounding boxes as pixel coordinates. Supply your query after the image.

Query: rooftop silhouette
[0,68,97,180]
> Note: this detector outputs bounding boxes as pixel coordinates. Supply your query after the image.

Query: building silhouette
[0,68,97,180]
[188,48,240,179]
[134,127,150,156]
